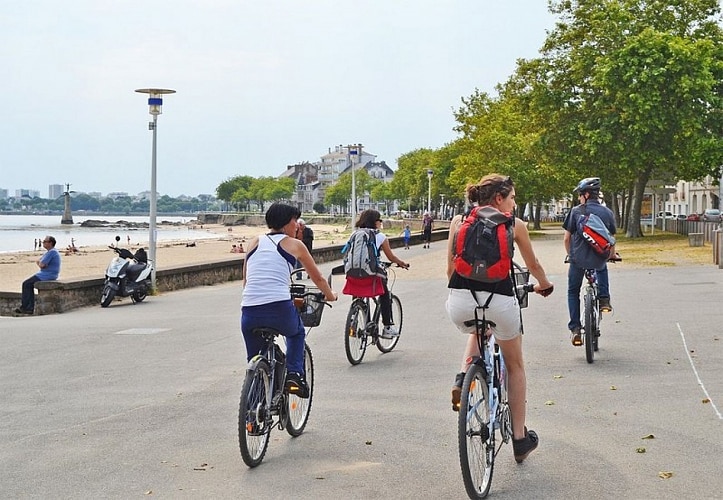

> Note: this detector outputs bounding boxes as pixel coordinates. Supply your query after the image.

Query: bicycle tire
[584,290,596,363]
[376,294,403,353]
[239,360,272,467]
[345,300,368,365]
[458,364,494,499]
[286,343,314,436]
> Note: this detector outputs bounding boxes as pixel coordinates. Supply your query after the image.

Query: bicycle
[335,261,404,366]
[565,253,622,363]
[458,264,536,499]
[238,281,330,467]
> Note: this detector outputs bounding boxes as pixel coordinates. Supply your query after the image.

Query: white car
[657,211,674,220]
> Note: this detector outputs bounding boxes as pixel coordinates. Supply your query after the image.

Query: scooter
[100,246,153,307]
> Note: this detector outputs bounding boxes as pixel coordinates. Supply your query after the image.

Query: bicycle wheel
[239,360,272,467]
[345,300,368,365]
[584,290,596,363]
[458,364,494,499]
[286,343,314,436]
[377,294,403,353]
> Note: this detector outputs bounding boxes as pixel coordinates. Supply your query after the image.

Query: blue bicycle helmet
[575,177,601,194]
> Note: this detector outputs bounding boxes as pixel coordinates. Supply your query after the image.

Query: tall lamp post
[440,193,445,220]
[135,88,176,290]
[348,143,362,224]
[427,169,433,215]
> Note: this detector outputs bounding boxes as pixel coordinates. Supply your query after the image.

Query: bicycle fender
[246,354,268,371]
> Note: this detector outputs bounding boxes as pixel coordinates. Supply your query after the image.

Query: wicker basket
[291,284,325,327]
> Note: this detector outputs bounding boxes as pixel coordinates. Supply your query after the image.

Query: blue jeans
[21,275,41,311]
[567,264,610,331]
[241,300,306,374]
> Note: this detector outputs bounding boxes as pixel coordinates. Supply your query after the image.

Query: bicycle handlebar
[564,253,622,264]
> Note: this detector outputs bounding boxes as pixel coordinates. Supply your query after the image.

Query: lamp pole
[440,193,445,219]
[427,169,433,215]
[348,143,362,224]
[135,88,175,290]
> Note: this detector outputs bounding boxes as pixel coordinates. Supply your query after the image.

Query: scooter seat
[126,262,147,281]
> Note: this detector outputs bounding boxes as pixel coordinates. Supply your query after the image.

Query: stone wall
[0,230,449,317]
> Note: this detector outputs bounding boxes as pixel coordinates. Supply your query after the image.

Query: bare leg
[496,336,526,440]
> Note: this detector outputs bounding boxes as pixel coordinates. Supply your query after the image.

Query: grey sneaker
[380,325,399,339]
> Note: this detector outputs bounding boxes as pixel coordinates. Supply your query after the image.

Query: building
[663,177,720,216]
[49,184,64,200]
[0,188,8,200]
[15,189,40,199]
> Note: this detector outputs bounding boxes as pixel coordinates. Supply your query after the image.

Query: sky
[1,1,556,198]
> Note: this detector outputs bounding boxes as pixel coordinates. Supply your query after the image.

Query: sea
[0,214,221,254]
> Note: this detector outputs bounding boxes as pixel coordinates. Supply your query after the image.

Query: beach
[0,223,358,293]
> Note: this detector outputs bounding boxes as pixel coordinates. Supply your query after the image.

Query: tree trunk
[625,174,651,238]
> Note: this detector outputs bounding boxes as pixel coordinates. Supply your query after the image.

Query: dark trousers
[21,276,41,311]
[241,300,306,374]
[379,281,396,326]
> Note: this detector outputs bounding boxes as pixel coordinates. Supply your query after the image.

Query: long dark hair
[355,209,381,229]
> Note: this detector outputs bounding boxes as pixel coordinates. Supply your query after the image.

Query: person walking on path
[16,235,61,315]
[562,177,617,346]
[402,224,411,249]
[445,174,554,463]
[421,212,433,248]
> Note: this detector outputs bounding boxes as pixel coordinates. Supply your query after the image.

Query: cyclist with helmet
[562,177,617,346]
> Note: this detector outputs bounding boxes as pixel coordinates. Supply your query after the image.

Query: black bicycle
[458,265,536,498]
[335,262,404,366]
[566,254,622,363]
[238,283,329,467]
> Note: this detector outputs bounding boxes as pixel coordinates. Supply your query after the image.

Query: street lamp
[135,87,176,290]
[348,143,362,224]
[427,169,433,214]
[440,193,445,219]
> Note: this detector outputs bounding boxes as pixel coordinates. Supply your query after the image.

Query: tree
[538,0,723,236]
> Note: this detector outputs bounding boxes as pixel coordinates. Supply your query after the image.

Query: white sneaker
[381,325,399,338]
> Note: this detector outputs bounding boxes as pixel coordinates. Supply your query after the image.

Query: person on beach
[16,235,61,315]
[241,203,337,398]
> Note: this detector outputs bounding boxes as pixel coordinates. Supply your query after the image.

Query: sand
[0,223,353,292]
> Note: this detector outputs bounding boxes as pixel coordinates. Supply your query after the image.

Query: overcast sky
[1,1,555,198]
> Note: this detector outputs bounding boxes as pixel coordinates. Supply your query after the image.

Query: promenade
[2,237,722,499]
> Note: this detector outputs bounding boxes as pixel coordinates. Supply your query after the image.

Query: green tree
[538,0,723,236]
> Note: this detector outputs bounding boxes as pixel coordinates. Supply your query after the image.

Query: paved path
[1,238,721,499]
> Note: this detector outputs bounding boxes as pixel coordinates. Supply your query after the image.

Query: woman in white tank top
[241,203,337,397]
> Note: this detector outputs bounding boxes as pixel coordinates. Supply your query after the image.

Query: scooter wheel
[101,284,116,307]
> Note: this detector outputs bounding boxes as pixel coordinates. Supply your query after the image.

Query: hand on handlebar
[534,283,554,297]
[325,292,338,302]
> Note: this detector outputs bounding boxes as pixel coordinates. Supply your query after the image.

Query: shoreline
[0,223,353,292]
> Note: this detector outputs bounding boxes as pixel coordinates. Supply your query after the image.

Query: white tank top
[241,233,296,307]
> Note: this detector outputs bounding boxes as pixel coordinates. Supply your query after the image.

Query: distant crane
[61,183,76,225]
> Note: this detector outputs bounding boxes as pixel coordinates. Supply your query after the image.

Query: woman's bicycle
[336,261,404,366]
[238,281,330,467]
[458,265,535,499]
[565,254,622,363]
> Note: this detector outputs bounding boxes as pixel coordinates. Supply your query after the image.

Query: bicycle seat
[251,327,284,340]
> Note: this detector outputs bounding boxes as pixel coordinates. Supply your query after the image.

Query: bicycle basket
[291,284,325,327]
[514,266,530,309]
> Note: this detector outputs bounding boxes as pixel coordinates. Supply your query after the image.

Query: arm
[379,237,409,269]
[563,230,571,255]
[241,236,259,287]
[446,214,463,280]
[281,237,337,301]
[513,217,554,294]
